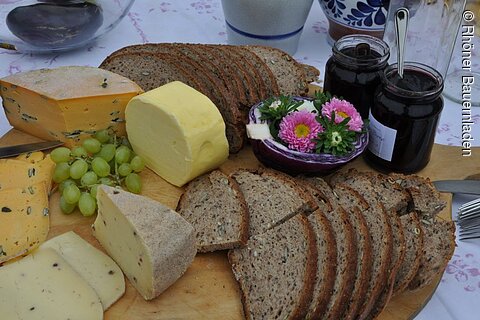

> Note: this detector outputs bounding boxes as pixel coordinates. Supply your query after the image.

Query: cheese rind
[93,185,197,300]
[125,81,229,187]
[0,182,49,263]
[39,231,125,310]
[0,66,143,147]
[0,248,103,320]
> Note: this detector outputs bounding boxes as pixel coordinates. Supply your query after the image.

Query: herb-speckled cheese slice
[93,185,197,300]
[0,66,143,147]
[0,248,103,320]
[125,81,229,187]
[0,182,49,264]
[0,154,55,192]
[39,231,125,310]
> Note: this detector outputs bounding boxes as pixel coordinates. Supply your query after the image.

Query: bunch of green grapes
[50,130,145,216]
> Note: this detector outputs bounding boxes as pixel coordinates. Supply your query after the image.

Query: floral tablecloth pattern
[0,1,479,319]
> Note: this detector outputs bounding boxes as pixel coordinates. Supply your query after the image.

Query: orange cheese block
[0,66,143,147]
[0,154,55,193]
[0,182,49,264]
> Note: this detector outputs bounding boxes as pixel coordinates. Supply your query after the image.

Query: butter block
[0,182,49,264]
[93,185,197,300]
[0,248,103,320]
[40,231,125,310]
[0,66,143,147]
[125,81,229,187]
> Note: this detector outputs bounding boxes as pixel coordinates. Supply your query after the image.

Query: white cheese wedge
[0,248,103,320]
[39,231,125,310]
[125,81,229,187]
[93,185,197,300]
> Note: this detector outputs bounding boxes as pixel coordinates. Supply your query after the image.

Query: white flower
[269,100,281,109]
[297,100,317,113]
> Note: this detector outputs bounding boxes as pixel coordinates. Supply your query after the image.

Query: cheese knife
[0,140,64,159]
[433,180,480,195]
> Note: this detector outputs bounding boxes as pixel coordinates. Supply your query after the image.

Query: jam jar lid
[382,62,444,100]
[332,35,390,70]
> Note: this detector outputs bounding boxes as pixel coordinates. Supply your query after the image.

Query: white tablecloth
[0,1,479,319]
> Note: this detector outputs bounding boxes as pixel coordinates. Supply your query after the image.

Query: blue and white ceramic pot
[319,0,390,43]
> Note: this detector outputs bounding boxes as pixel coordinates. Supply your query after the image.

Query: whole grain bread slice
[306,210,337,319]
[228,214,317,320]
[332,184,373,320]
[408,218,456,291]
[388,173,447,218]
[177,170,249,252]
[230,168,317,237]
[393,212,424,295]
[245,45,309,95]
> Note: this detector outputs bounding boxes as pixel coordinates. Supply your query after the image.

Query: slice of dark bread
[329,168,410,215]
[296,177,334,214]
[321,206,357,320]
[230,45,280,97]
[177,170,249,252]
[306,210,337,319]
[230,169,317,237]
[332,184,373,320]
[389,173,447,218]
[228,214,317,320]
[300,63,321,83]
[408,218,456,291]
[245,45,309,95]
[393,212,424,295]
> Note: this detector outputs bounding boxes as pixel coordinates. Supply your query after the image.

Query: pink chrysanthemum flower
[321,98,363,132]
[278,110,323,153]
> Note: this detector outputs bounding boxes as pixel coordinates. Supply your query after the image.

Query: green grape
[130,155,145,172]
[81,171,98,186]
[63,184,81,204]
[50,147,71,163]
[97,144,116,162]
[59,179,76,192]
[71,146,88,158]
[53,162,71,183]
[94,129,111,144]
[115,146,131,164]
[98,177,115,186]
[70,159,88,180]
[82,138,102,154]
[60,196,76,214]
[89,184,99,199]
[118,163,132,177]
[91,157,110,177]
[78,192,96,217]
[125,173,141,194]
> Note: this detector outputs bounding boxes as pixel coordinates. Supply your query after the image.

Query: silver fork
[456,198,480,240]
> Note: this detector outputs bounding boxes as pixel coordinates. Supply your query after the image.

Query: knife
[433,180,480,195]
[0,141,64,159]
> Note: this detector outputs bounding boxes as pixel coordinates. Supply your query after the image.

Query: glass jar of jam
[365,62,444,173]
[323,35,390,119]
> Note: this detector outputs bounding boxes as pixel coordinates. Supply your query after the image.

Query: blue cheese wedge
[0,248,103,320]
[93,185,197,300]
[39,231,125,310]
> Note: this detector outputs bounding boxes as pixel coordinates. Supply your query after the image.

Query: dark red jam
[365,63,444,173]
[323,35,390,119]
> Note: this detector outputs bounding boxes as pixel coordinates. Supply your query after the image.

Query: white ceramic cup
[221,0,314,55]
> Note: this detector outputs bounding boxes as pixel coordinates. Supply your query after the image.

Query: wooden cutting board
[1,128,479,320]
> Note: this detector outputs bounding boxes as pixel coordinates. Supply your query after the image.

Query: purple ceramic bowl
[248,97,369,175]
